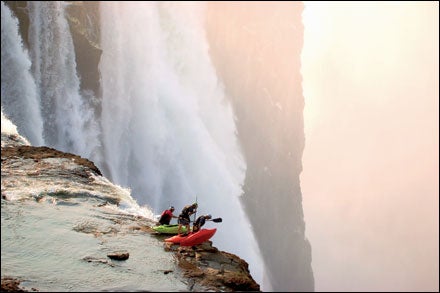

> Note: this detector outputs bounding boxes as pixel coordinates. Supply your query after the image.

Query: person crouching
[192,214,212,233]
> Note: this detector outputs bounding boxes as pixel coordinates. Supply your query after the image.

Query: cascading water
[27,1,100,160]
[1,1,43,146]
[99,2,265,286]
[1,1,267,289]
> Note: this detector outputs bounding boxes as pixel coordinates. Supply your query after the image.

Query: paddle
[193,195,198,223]
[190,217,222,223]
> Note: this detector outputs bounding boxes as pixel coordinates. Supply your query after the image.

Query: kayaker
[177,202,198,235]
[158,206,178,225]
[192,214,212,233]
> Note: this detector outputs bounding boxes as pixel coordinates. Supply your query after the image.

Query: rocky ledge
[1,133,260,292]
[166,241,260,291]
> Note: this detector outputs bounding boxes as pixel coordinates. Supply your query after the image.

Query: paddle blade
[212,218,222,223]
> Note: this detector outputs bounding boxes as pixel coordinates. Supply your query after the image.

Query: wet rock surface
[1,277,27,292]
[107,251,130,261]
[166,241,260,292]
[1,136,260,292]
[1,145,102,176]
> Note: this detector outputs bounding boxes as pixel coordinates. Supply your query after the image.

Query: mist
[301,2,439,291]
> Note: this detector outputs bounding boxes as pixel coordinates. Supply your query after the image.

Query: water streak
[27,1,100,159]
[1,1,43,146]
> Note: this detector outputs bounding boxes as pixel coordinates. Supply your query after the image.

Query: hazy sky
[301,1,439,291]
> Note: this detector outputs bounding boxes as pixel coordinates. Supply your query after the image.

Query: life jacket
[180,205,195,219]
[159,210,172,224]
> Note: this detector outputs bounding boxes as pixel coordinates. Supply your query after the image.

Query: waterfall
[27,1,100,159]
[1,1,43,146]
[99,2,265,284]
[1,1,266,287]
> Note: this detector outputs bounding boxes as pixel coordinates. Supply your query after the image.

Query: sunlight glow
[301,1,439,291]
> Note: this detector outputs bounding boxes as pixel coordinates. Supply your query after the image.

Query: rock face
[205,3,314,291]
[1,132,260,292]
[1,145,102,176]
[64,1,102,100]
[164,241,260,292]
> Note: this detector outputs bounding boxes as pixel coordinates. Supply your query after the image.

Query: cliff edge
[1,132,259,292]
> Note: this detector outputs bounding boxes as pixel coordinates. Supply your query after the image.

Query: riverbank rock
[107,251,130,261]
[1,277,33,292]
[163,240,260,291]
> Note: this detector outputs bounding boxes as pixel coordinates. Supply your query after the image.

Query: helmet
[169,206,175,211]
[206,214,212,219]
[193,203,198,207]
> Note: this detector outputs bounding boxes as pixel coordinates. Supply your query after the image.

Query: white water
[1,1,266,288]
[27,1,101,160]
[99,2,264,286]
[1,1,43,146]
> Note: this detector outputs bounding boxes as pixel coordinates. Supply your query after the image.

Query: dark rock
[65,1,102,101]
[1,277,28,292]
[107,251,129,261]
[164,240,260,292]
[1,145,102,176]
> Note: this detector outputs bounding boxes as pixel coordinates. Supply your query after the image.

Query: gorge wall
[205,2,313,291]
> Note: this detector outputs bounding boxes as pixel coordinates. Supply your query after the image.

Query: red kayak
[164,233,188,244]
[164,228,217,246]
[180,228,216,246]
